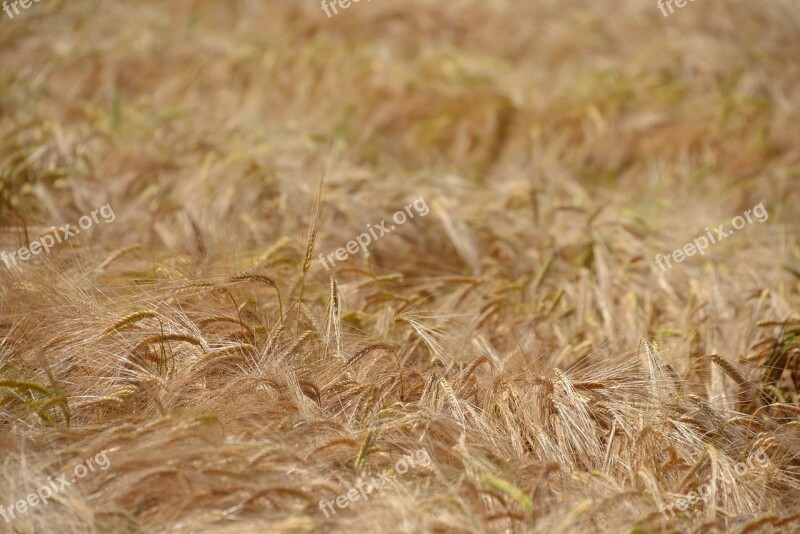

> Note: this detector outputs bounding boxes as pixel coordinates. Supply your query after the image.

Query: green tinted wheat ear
[355,428,377,473]
[0,379,49,396]
[481,474,533,512]
[34,395,69,424]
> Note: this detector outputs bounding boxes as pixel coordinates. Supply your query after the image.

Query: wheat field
[1,1,800,532]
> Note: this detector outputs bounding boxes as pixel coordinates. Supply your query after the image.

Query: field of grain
[1,1,800,532]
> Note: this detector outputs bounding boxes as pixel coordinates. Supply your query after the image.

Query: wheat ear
[709,354,753,389]
[137,333,207,352]
[103,310,157,335]
[481,474,533,512]
[297,175,325,327]
[228,272,283,321]
[0,379,49,395]
[439,377,466,431]
[326,275,342,357]
[346,341,401,367]
[355,428,377,473]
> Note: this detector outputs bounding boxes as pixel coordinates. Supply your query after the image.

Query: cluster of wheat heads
[2,245,800,533]
[2,0,800,532]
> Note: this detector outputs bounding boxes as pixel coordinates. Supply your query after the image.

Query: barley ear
[103,310,157,335]
[355,428,377,473]
[481,474,533,512]
[439,377,466,432]
[326,275,342,357]
[228,272,283,322]
[297,174,325,328]
[710,354,753,390]
[302,176,324,275]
